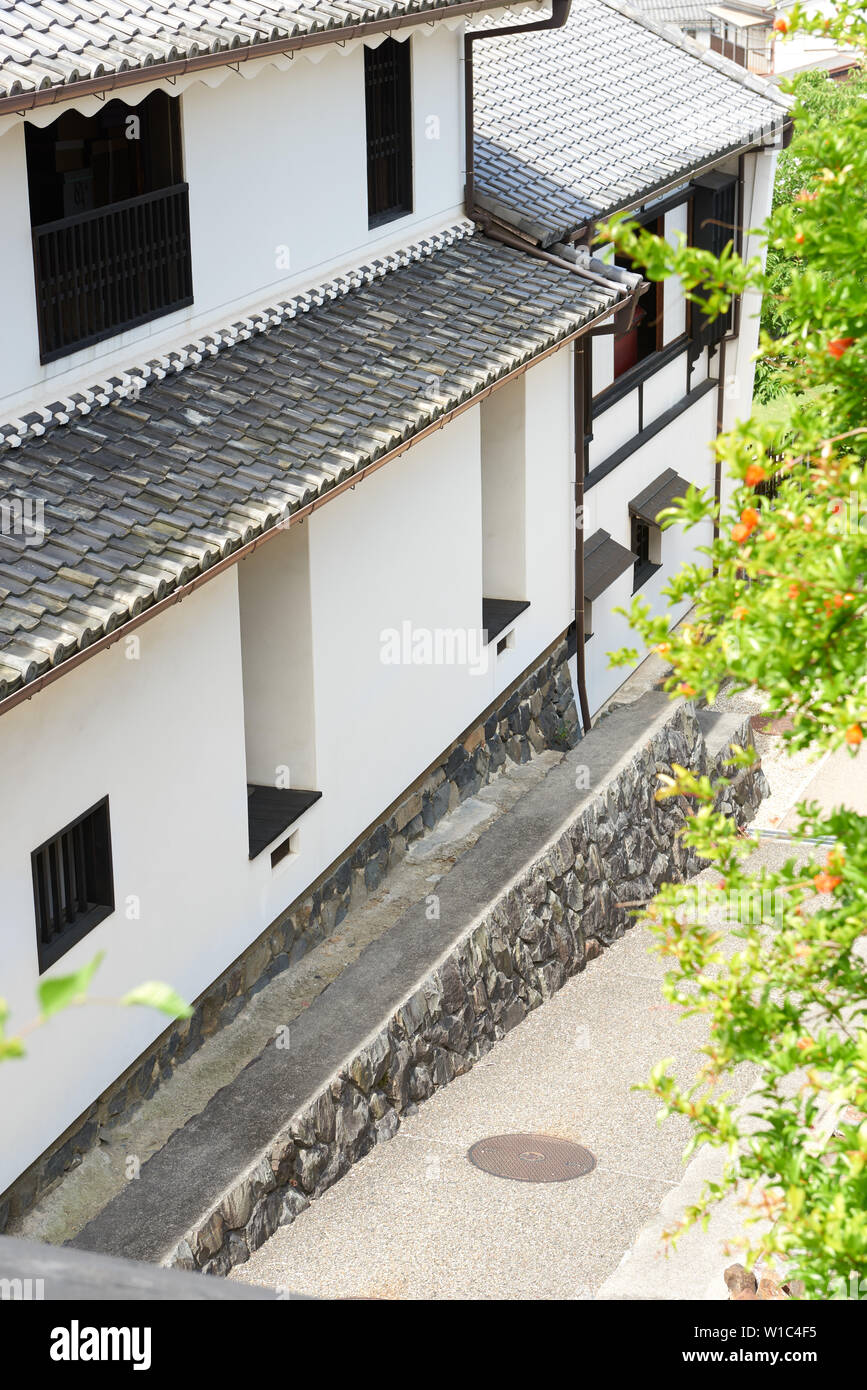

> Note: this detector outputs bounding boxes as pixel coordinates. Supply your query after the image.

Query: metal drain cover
[467,1133,596,1183]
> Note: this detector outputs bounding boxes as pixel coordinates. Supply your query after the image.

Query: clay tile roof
[473,0,790,246]
[0,0,497,102]
[0,224,626,701]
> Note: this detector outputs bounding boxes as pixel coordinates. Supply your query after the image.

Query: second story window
[613,216,663,379]
[365,38,413,228]
[25,91,192,363]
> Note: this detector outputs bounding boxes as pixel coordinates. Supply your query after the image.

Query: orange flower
[762,528,777,542]
[741,507,760,530]
[828,337,855,360]
[788,583,801,600]
[794,230,805,246]
[813,872,841,894]
[744,463,767,486]
[732,605,748,620]
[677,682,696,697]
[845,724,863,745]
[732,523,751,543]
[774,16,789,32]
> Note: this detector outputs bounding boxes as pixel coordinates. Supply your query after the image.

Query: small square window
[31,798,114,973]
[631,515,662,592]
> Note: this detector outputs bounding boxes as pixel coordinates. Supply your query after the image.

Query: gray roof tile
[0,0,493,100]
[473,0,789,246]
[0,227,627,699]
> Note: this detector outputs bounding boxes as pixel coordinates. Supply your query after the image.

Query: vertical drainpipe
[464,0,573,217]
[573,338,592,735]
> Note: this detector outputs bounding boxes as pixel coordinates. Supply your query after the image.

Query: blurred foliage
[596,3,867,1297]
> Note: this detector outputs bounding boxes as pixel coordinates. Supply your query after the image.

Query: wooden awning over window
[583,529,637,601]
[628,468,691,526]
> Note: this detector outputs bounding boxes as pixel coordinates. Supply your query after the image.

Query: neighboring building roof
[627,0,713,27]
[707,4,770,25]
[0,224,626,701]
[473,0,790,246]
[0,0,497,103]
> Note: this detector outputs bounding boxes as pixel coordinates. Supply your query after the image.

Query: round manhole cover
[467,1133,596,1183]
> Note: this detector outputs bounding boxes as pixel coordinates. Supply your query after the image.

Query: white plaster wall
[579,388,718,715]
[591,331,614,398]
[0,343,578,1191]
[481,374,527,600]
[587,393,640,472]
[0,123,44,411]
[0,25,465,416]
[520,346,574,673]
[642,352,691,426]
[720,148,777,517]
[238,523,316,790]
[663,202,689,345]
[0,571,251,1192]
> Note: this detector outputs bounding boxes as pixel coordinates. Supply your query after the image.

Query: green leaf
[120,981,193,1019]
[37,952,104,1021]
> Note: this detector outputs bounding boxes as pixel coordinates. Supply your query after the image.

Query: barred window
[32,798,114,973]
[365,38,413,227]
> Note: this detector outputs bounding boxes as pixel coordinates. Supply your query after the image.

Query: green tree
[756,63,867,405]
[598,1,867,1298]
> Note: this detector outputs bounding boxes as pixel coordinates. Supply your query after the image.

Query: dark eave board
[583,527,637,601]
[628,467,691,524]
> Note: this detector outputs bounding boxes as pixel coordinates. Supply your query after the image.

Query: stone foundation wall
[169,703,768,1276]
[1,635,579,1230]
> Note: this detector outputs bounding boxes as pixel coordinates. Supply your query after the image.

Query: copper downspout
[573,338,592,734]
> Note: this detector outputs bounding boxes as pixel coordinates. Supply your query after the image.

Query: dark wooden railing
[32,182,193,362]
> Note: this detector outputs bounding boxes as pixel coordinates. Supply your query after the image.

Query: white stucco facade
[0,24,466,418]
[0,343,578,1191]
[0,8,782,1200]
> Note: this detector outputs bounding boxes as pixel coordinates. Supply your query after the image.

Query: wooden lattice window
[365,38,413,227]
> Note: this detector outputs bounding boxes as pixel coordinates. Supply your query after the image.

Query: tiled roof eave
[0,0,513,105]
[0,222,626,707]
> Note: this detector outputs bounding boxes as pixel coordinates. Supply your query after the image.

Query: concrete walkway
[231,690,859,1301]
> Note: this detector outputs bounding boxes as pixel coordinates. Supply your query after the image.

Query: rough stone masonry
[163,701,767,1277]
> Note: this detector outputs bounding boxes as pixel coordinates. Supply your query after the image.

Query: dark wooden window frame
[26,94,193,363]
[32,797,115,974]
[365,37,413,228]
[631,515,662,593]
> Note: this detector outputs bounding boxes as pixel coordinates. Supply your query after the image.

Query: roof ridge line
[593,0,792,108]
[0,218,477,456]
